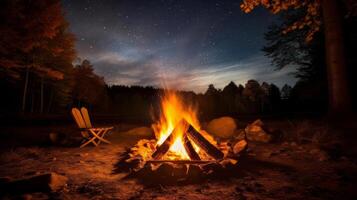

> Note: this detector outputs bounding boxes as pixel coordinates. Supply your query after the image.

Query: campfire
[118,91,247,178]
[151,92,225,162]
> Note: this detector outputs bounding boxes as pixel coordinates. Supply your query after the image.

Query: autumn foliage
[0,0,75,79]
[240,0,321,42]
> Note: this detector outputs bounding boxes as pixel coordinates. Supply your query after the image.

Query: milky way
[62,0,297,93]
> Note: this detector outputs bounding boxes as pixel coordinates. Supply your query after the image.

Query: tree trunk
[40,77,44,113]
[322,0,351,114]
[22,67,30,112]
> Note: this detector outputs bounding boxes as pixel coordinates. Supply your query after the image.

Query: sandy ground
[0,124,357,200]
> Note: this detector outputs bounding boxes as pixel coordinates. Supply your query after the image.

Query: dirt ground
[1,120,357,200]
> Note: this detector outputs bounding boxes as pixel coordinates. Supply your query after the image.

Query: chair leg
[80,137,98,148]
[89,129,111,144]
[80,128,111,148]
[96,129,110,145]
[93,129,104,145]
[80,130,99,148]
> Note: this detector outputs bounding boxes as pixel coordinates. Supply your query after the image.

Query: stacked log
[183,133,201,160]
[151,120,186,159]
[186,125,224,160]
[151,132,174,160]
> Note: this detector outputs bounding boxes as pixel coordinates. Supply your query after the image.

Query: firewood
[151,120,186,159]
[183,133,201,160]
[151,134,172,159]
[187,125,224,160]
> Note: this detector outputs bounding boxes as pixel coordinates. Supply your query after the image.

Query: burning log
[187,125,224,160]
[151,134,173,160]
[151,121,185,159]
[183,133,201,160]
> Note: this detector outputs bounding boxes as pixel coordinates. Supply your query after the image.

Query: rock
[233,140,248,155]
[124,127,154,137]
[206,117,237,139]
[1,173,67,194]
[252,119,264,126]
[234,129,246,140]
[245,119,271,143]
[49,132,58,144]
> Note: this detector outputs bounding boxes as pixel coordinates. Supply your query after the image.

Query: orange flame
[152,91,200,160]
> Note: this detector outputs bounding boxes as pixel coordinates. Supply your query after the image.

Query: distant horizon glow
[62,0,297,93]
[99,54,297,93]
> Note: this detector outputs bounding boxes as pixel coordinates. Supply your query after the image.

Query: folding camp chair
[71,107,113,148]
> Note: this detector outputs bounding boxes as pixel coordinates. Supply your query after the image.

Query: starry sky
[62,0,297,93]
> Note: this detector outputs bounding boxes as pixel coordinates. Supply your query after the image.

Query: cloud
[187,55,298,91]
[87,50,297,93]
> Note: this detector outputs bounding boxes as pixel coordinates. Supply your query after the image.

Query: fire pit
[117,91,247,180]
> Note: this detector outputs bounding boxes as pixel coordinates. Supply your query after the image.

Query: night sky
[62,0,297,93]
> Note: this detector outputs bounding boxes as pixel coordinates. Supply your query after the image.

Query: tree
[203,84,220,117]
[240,0,355,114]
[0,0,75,112]
[281,84,292,100]
[72,60,106,109]
[260,82,270,112]
[242,80,265,113]
[222,81,240,114]
[262,8,328,112]
[269,83,281,111]
[243,80,263,102]
[205,84,219,96]
[29,22,76,113]
[262,9,326,81]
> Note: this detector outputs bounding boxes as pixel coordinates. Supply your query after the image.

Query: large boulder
[206,117,237,139]
[124,127,154,137]
[245,119,271,143]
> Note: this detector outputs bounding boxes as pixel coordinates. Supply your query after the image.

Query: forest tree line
[0,57,327,119]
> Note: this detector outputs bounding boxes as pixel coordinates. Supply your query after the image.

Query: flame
[152,91,200,160]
